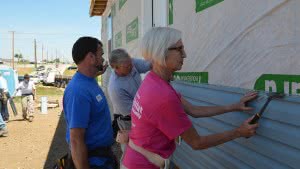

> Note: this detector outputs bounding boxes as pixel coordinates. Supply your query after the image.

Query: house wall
[172,81,300,169]
[98,1,300,168]
[101,0,300,95]
[171,0,300,91]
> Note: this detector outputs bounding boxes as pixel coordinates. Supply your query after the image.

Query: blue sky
[0,0,102,62]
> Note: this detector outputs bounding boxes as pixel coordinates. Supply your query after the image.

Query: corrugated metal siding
[171,81,300,169]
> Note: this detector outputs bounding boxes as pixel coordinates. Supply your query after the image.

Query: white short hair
[109,48,130,66]
[141,27,182,66]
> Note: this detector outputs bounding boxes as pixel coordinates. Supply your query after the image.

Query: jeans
[0,107,6,129]
[0,99,9,121]
[90,158,117,169]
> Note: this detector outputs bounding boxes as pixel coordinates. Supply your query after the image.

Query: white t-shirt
[17,81,36,95]
[0,76,8,92]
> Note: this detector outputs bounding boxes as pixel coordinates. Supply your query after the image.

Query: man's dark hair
[24,74,30,79]
[72,36,103,64]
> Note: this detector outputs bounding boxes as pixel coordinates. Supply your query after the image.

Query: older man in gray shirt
[108,48,151,155]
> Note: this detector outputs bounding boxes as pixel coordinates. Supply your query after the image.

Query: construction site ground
[0,94,68,169]
[0,87,122,169]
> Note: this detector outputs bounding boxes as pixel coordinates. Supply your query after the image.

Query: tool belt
[114,114,131,144]
[53,146,118,169]
[112,114,131,139]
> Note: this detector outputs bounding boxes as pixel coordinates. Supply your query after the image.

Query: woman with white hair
[122,27,259,169]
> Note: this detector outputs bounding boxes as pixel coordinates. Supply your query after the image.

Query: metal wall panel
[171,81,300,169]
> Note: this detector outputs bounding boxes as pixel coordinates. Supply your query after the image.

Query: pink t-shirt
[123,71,192,169]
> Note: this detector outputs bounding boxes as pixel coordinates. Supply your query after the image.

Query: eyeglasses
[119,62,132,69]
[168,45,185,55]
[168,45,184,52]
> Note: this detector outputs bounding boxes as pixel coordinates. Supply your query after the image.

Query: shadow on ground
[43,112,68,169]
[42,111,123,169]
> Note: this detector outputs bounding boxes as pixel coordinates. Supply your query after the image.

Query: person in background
[16,74,36,122]
[63,36,116,169]
[108,48,151,159]
[122,27,259,169]
[0,105,8,137]
[0,72,9,122]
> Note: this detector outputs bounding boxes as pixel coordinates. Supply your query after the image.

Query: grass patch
[12,97,22,103]
[63,69,76,76]
[13,85,63,103]
[36,85,64,96]
[16,67,34,75]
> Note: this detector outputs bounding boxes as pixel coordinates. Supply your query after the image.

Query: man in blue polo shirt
[107,48,151,160]
[63,37,115,169]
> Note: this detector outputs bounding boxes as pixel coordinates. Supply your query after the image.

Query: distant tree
[14,53,23,63]
[20,58,30,64]
[53,58,60,63]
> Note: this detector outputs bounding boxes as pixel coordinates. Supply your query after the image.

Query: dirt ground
[0,95,68,169]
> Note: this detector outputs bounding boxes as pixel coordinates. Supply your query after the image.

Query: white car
[43,70,61,85]
[30,75,40,84]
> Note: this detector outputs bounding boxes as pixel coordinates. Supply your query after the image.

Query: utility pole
[10,31,15,69]
[42,44,44,63]
[46,50,48,64]
[34,39,37,68]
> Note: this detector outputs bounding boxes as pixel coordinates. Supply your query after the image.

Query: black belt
[22,93,33,96]
[88,146,112,158]
[88,146,118,169]
[118,115,131,121]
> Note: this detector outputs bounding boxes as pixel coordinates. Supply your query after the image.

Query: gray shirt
[108,58,151,118]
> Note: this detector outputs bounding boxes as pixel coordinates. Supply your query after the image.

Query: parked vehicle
[36,65,45,71]
[18,75,24,82]
[30,75,40,84]
[43,70,61,85]
[46,68,52,72]
[38,73,45,82]
[67,66,77,70]
[54,75,72,88]
[43,69,72,88]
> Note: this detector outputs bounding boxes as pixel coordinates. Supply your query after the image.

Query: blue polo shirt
[108,58,151,116]
[63,72,113,166]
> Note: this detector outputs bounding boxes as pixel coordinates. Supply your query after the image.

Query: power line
[10,31,15,69]
[0,31,96,36]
